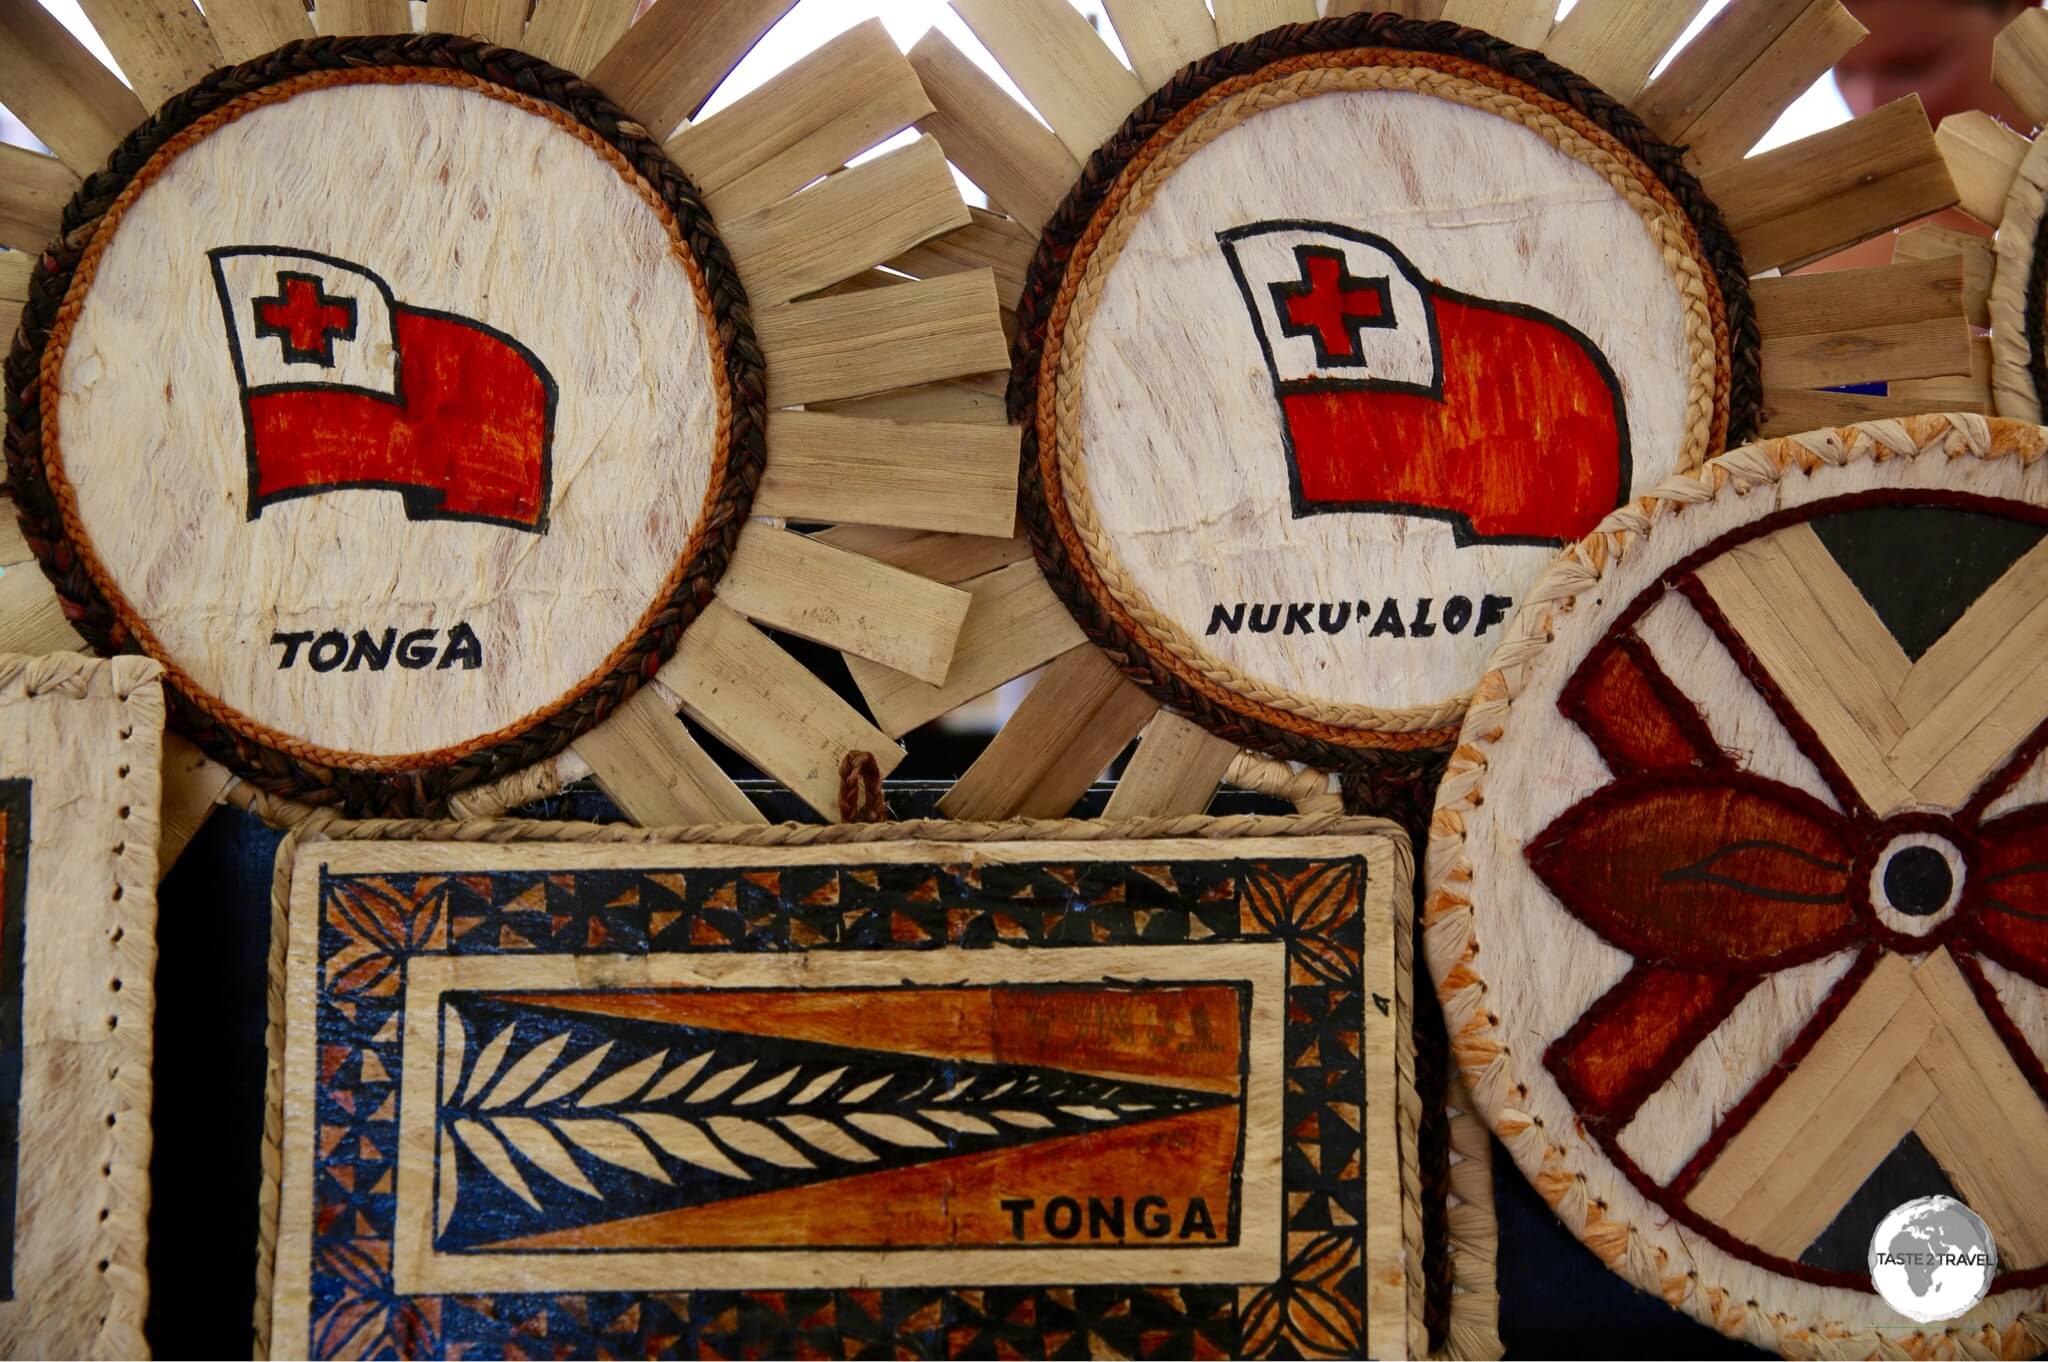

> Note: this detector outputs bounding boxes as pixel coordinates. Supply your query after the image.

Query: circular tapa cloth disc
[1013,14,1757,771]
[1428,413,2048,1355]
[2,37,763,814]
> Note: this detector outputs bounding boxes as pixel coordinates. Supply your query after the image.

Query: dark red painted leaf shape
[1526,774,1857,968]
[1976,805,2048,984]
[1546,964,1755,1130]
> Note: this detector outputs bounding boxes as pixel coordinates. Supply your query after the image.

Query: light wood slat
[1329,0,1443,13]
[1544,0,1712,104]
[1713,996,1938,1249]
[587,0,797,142]
[1100,711,1237,817]
[815,375,1011,425]
[910,28,1079,234]
[1438,0,1551,48]
[810,526,1030,585]
[886,208,1037,305]
[0,498,28,569]
[1702,97,1955,274]
[752,269,1008,409]
[74,0,220,110]
[0,250,28,302]
[315,0,413,35]
[950,0,1144,163]
[1102,0,1212,90]
[1637,0,1861,175]
[0,567,85,653]
[0,298,17,344]
[1751,1061,1938,1257]
[1686,952,1925,1222]
[1935,111,2031,226]
[204,0,314,60]
[0,0,147,176]
[1994,8,2048,132]
[1912,950,2048,1263]
[1758,386,1986,437]
[1904,644,2048,808]
[572,684,764,826]
[657,600,902,822]
[1750,525,1913,695]
[1751,257,1972,388]
[666,20,931,221]
[938,643,1158,820]
[158,734,233,881]
[1211,0,1315,44]
[1887,335,1993,411]
[719,135,969,308]
[1694,547,1917,815]
[1896,540,2048,726]
[1892,223,1993,327]
[715,523,972,685]
[423,0,523,42]
[847,559,1084,737]
[0,146,77,254]
[519,0,631,74]
[753,410,1018,539]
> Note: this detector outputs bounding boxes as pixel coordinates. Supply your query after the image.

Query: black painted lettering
[1135,1195,1172,1238]
[1442,596,1473,634]
[1207,603,1245,636]
[1045,1197,1081,1239]
[346,627,397,672]
[1369,599,1405,638]
[1180,1196,1217,1240]
[1318,601,1351,634]
[1409,597,1436,637]
[397,629,438,669]
[308,630,347,673]
[1283,602,1314,635]
[1088,1196,1124,1240]
[1248,604,1281,634]
[1001,1198,1034,1240]
[439,620,483,670]
[271,630,313,668]
[1477,594,1513,637]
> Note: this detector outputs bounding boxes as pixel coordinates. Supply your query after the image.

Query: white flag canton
[209,248,400,395]
[1219,223,1439,389]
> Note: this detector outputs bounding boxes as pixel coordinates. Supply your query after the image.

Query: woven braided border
[252,811,1418,1356]
[2,35,766,819]
[1426,412,2048,1358]
[1011,12,1759,774]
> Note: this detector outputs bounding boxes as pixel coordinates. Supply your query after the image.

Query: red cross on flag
[208,247,555,532]
[1220,221,1627,545]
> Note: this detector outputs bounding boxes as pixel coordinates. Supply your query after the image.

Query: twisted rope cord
[4,37,766,817]
[1008,12,1756,773]
[1041,60,1724,738]
[1425,412,2048,1357]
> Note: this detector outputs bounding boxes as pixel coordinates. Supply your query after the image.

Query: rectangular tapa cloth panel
[0,653,164,1358]
[257,816,1414,1359]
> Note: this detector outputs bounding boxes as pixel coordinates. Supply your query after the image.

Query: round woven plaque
[1014,14,1757,769]
[1428,413,2048,1355]
[3,39,762,812]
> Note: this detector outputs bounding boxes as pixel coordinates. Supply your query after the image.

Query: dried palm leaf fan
[0,1,1015,859]
[854,0,1970,829]
[1930,9,2048,423]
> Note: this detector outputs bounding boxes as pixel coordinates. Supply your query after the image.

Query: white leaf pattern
[920,1109,997,1136]
[641,1051,712,1102]
[480,1032,569,1108]
[450,1118,540,1210]
[708,1116,815,1169]
[623,1113,751,1180]
[991,1110,1053,1129]
[577,1049,668,1107]
[493,1116,600,1197]
[552,1118,672,1184]
[774,1114,876,1162]
[787,1066,846,1105]
[731,1066,802,1106]
[839,1074,891,1104]
[524,1042,615,1107]
[458,1023,517,1104]
[684,1060,757,1104]
[441,1008,468,1104]
[846,1112,945,1148]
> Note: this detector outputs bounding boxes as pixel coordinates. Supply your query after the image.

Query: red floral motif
[1530,623,2048,1142]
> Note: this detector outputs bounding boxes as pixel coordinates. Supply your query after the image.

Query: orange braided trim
[1035,48,1730,752]
[38,65,734,775]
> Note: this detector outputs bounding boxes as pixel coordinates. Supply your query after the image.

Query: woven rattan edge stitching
[249,810,1412,1359]
[2,36,766,819]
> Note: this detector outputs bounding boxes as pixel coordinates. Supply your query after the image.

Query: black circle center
[1882,846,1953,917]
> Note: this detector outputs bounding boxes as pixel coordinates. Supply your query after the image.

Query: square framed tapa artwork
[260,817,1415,1359]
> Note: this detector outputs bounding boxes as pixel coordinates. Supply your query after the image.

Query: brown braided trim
[4,36,765,817]
[1012,13,1758,773]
